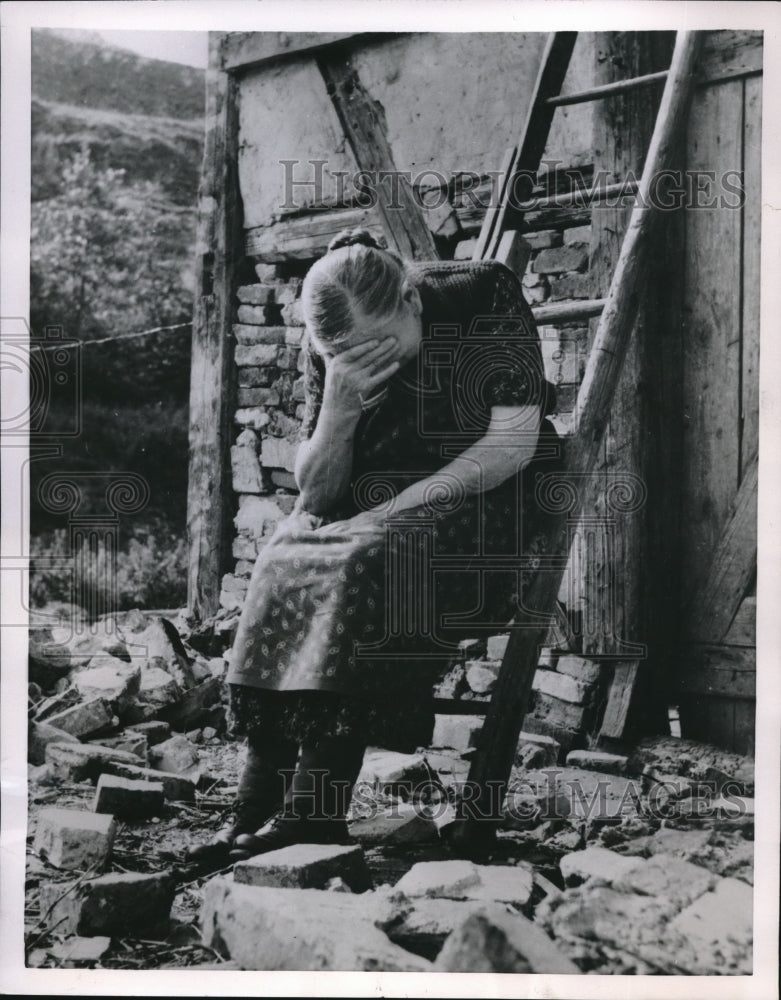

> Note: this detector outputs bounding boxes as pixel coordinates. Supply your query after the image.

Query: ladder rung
[546,69,669,108]
[532,298,606,325]
[518,178,639,213]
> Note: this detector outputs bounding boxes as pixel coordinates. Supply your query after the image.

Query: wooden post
[451,32,703,846]
[186,35,242,619]
[581,31,676,736]
[316,48,439,260]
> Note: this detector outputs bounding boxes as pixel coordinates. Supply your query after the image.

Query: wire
[28,322,192,353]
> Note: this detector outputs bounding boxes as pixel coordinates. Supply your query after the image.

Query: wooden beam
[245,207,384,261]
[219,31,365,73]
[687,453,758,643]
[186,45,241,619]
[532,299,605,325]
[600,661,641,739]
[316,49,439,260]
[546,69,668,107]
[449,32,704,847]
[473,32,578,261]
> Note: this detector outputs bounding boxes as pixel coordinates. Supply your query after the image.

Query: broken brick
[33,807,116,871]
[394,860,533,906]
[28,720,80,765]
[45,698,115,739]
[234,843,371,893]
[349,804,438,846]
[97,760,196,802]
[559,846,644,886]
[93,774,164,819]
[45,742,144,783]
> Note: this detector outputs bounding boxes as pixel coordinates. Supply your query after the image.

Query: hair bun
[327,227,386,253]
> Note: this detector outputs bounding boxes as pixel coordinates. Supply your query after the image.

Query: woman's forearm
[294,401,361,515]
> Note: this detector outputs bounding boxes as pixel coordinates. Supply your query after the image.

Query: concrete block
[516,731,560,768]
[48,935,112,964]
[645,827,713,860]
[201,880,431,971]
[235,343,278,366]
[358,751,430,799]
[234,319,285,342]
[559,846,644,886]
[531,692,588,730]
[533,669,591,704]
[374,892,486,959]
[28,720,80,765]
[434,906,579,973]
[236,283,274,305]
[234,843,371,893]
[44,742,144,783]
[136,667,182,709]
[33,686,81,721]
[45,698,115,739]
[431,715,484,752]
[566,750,628,775]
[614,853,717,908]
[94,733,147,759]
[486,633,510,660]
[237,365,275,388]
[563,224,591,245]
[126,617,196,691]
[260,435,299,472]
[465,659,501,696]
[148,733,201,779]
[156,676,222,732]
[394,860,533,906]
[669,877,752,969]
[237,387,280,408]
[524,229,563,250]
[549,273,591,300]
[533,244,589,274]
[349,803,438,846]
[555,654,603,684]
[38,872,175,937]
[231,427,263,494]
[93,774,164,819]
[98,760,196,801]
[73,662,141,711]
[126,720,171,746]
[34,808,116,871]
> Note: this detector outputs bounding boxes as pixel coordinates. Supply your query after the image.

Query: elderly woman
[186,228,561,867]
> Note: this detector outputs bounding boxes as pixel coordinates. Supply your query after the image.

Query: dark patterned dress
[228,260,564,752]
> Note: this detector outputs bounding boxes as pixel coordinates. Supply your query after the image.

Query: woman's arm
[379,404,540,515]
[295,336,399,515]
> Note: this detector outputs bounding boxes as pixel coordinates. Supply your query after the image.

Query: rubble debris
[72,661,141,712]
[95,732,148,759]
[126,720,171,745]
[47,935,112,965]
[44,697,116,739]
[137,666,182,710]
[33,808,116,871]
[93,774,165,819]
[357,751,431,799]
[559,846,644,887]
[28,720,80,765]
[233,843,372,893]
[348,803,439,846]
[201,881,431,971]
[97,759,197,802]
[33,686,81,722]
[44,742,143,782]
[431,715,484,752]
[38,871,176,938]
[126,617,197,691]
[566,749,628,774]
[434,907,580,973]
[148,733,201,781]
[394,860,533,907]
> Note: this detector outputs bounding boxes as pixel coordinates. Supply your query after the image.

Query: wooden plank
[688,454,757,643]
[677,644,756,699]
[723,595,756,647]
[532,299,605,325]
[450,33,704,847]
[600,661,641,739]
[186,45,241,619]
[473,32,578,261]
[219,31,364,72]
[741,75,761,480]
[681,77,744,632]
[245,207,383,261]
[316,51,439,260]
[496,230,531,280]
[547,69,668,107]
[696,30,763,86]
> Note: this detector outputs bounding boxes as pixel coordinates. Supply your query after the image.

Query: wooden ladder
[443,30,704,847]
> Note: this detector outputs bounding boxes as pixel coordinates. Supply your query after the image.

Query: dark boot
[185,731,297,869]
[231,735,366,859]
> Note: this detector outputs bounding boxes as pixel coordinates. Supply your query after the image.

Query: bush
[30,520,187,614]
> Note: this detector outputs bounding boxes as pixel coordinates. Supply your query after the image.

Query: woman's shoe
[228,811,352,862]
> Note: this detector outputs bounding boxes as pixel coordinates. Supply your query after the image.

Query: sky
[58,28,209,68]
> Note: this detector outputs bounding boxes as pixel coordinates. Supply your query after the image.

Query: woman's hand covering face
[323,336,400,412]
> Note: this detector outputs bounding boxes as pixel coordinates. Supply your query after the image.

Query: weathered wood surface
[547,69,668,107]
[532,298,605,325]
[687,454,758,644]
[680,77,745,636]
[219,31,364,73]
[696,30,763,86]
[455,32,704,842]
[187,45,241,619]
[676,644,756,699]
[473,32,578,261]
[316,50,439,260]
[245,207,384,261]
[600,661,641,739]
[723,595,756,647]
[741,74,761,480]
[496,230,532,280]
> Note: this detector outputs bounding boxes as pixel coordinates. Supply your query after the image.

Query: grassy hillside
[29,30,206,608]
